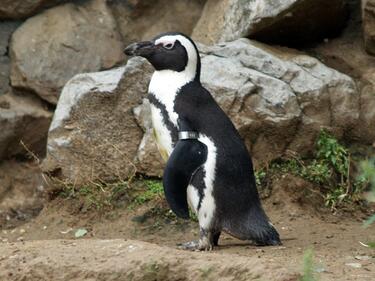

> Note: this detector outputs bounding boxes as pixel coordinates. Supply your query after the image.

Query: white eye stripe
[154,34,198,81]
[163,43,174,49]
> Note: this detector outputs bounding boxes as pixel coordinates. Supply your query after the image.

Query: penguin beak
[124,41,155,57]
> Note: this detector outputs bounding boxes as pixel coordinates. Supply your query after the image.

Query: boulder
[133,98,164,177]
[0,0,66,20]
[312,6,375,145]
[45,39,360,182]
[198,40,358,164]
[0,92,52,160]
[0,161,44,228]
[10,0,124,104]
[136,39,359,171]
[108,0,205,44]
[0,22,20,96]
[42,58,153,185]
[363,0,375,55]
[192,0,348,46]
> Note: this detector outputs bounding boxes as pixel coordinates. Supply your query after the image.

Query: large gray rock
[10,0,124,104]
[137,39,359,171]
[45,39,361,182]
[0,22,20,96]
[0,0,66,20]
[109,0,205,44]
[0,161,44,228]
[192,0,347,45]
[363,0,375,55]
[0,92,52,160]
[42,58,153,185]
[313,8,375,145]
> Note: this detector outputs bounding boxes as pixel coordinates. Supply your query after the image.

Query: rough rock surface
[0,93,52,160]
[10,0,124,104]
[133,98,164,177]
[0,0,66,20]
[0,161,44,229]
[0,22,20,96]
[192,0,348,45]
[45,39,361,181]
[109,0,205,44]
[137,39,359,171]
[197,40,358,164]
[363,0,375,55]
[314,3,375,145]
[42,58,153,185]
[0,239,298,281]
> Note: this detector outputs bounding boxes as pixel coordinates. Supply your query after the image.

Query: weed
[58,180,130,211]
[260,130,369,210]
[255,169,267,186]
[199,266,214,278]
[132,180,164,205]
[299,248,318,281]
[360,158,375,227]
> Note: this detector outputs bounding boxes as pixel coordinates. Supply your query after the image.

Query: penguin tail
[224,204,282,246]
[246,206,281,246]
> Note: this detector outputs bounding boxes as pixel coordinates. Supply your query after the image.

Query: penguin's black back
[174,80,280,245]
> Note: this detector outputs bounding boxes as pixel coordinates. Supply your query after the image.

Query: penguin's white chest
[150,105,173,161]
[148,70,190,160]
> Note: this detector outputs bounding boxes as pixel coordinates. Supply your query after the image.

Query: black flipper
[162,119,207,219]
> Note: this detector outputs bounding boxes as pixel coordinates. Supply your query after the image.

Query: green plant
[316,130,349,179]
[133,180,164,205]
[360,159,375,227]
[260,130,368,210]
[255,169,267,186]
[58,180,130,211]
[299,248,318,281]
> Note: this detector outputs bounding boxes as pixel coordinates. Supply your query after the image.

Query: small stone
[346,263,362,268]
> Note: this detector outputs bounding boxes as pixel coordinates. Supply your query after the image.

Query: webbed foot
[177,239,213,251]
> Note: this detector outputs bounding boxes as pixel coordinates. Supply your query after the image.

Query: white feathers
[187,184,200,213]
[149,34,217,230]
[148,34,198,151]
[197,135,217,229]
[150,104,174,156]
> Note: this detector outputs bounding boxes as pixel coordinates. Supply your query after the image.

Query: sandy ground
[0,177,374,281]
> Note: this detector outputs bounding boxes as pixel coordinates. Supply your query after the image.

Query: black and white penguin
[124,32,281,250]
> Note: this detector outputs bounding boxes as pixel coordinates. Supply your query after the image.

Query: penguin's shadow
[216,237,296,250]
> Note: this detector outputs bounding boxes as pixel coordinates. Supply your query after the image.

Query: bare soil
[1,3,375,280]
[0,171,374,281]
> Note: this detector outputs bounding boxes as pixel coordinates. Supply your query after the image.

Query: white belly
[150,104,174,161]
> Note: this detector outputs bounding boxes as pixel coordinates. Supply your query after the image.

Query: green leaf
[364,214,375,228]
[74,228,88,238]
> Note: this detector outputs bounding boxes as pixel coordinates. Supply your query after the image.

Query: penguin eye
[163,43,174,50]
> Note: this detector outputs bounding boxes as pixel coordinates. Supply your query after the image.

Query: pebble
[346,262,362,269]
[355,255,371,261]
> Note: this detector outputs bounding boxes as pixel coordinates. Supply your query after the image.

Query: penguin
[124,32,281,250]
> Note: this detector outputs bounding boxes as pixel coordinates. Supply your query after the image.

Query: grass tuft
[299,248,318,281]
[257,130,370,210]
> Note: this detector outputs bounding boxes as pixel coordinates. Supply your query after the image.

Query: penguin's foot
[177,228,216,251]
[177,239,213,251]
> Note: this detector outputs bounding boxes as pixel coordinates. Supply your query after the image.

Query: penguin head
[124,32,201,81]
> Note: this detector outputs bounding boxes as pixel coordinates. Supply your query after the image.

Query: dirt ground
[0,171,374,281]
[1,2,375,280]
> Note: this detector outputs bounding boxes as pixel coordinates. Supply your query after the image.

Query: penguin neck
[149,64,200,100]
[149,67,199,128]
